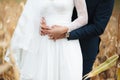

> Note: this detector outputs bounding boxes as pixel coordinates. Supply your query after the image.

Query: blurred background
[0,0,120,80]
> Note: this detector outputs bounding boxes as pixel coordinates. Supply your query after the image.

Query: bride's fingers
[41,17,46,24]
[40,20,46,25]
[42,29,51,34]
[40,28,51,35]
[40,17,47,28]
[40,17,52,30]
[41,26,51,30]
[40,21,46,27]
[40,30,44,36]
[42,17,46,22]
[40,29,47,36]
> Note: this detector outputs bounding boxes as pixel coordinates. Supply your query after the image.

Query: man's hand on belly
[40,17,68,41]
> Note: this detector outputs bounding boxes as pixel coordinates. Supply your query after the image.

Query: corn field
[0,0,120,80]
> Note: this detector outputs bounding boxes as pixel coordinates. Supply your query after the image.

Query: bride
[5,0,88,80]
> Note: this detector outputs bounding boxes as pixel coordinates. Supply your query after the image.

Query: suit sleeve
[68,0,114,40]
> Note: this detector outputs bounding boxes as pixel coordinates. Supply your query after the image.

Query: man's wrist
[62,26,69,33]
[65,32,70,38]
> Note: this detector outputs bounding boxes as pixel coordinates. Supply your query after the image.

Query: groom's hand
[40,17,68,40]
[42,25,68,40]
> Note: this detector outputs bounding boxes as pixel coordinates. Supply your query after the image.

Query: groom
[40,0,114,79]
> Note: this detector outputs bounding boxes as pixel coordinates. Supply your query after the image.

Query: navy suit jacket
[68,0,114,60]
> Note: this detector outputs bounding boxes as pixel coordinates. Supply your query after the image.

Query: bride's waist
[47,21,70,27]
[42,15,71,26]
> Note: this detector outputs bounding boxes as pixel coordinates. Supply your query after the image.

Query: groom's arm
[68,0,114,40]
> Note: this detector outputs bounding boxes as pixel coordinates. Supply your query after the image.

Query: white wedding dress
[5,0,88,80]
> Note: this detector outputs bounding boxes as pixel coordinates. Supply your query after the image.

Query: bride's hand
[40,17,51,36]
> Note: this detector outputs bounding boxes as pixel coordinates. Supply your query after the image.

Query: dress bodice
[38,0,74,26]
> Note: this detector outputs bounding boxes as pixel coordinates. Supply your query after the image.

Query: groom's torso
[72,0,101,60]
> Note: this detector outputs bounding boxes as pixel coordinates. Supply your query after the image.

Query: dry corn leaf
[83,54,119,80]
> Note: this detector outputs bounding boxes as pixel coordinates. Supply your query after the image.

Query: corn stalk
[0,29,20,80]
[0,11,20,80]
[116,13,120,80]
